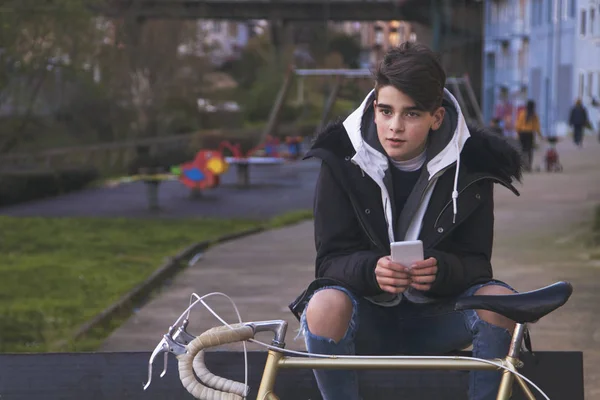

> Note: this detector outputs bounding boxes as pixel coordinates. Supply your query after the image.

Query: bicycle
[143,280,573,400]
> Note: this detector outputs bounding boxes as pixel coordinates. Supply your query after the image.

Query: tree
[327,33,361,69]
[0,0,98,153]
[99,18,206,139]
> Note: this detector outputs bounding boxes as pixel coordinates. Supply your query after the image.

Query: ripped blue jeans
[299,280,515,400]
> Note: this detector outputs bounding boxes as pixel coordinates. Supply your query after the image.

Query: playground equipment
[445,74,484,126]
[218,139,286,187]
[104,136,289,209]
[174,149,229,194]
[104,149,229,209]
[294,68,373,133]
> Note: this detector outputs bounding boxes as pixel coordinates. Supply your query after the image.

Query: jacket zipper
[433,175,508,227]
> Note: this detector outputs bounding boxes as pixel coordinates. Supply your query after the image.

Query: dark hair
[374,41,446,113]
[526,100,536,122]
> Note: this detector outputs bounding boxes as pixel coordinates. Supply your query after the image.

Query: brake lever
[157,320,197,379]
[143,337,168,390]
[143,332,188,390]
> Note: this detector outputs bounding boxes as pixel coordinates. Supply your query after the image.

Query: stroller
[544,136,563,172]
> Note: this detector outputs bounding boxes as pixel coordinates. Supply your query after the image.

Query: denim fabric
[299,280,516,400]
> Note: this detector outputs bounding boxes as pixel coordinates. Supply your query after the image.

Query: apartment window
[228,23,238,37]
[569,0,576,18]
[532,0,544,26]
[581,10,587,35]
[491,2,499,23]
[547,0,554,23]
[591,8,596,36]
[598,72,600,97]
[519,0,526,20]
[211,21,223,34]
[589,72,594,97]
[518,41,528,71]
[579,73,585,98]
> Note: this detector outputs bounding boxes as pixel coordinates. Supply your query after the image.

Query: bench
[0,351,583,399]
[224,157,285,187]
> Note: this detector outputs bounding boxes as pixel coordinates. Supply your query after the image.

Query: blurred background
[0,1,599,398]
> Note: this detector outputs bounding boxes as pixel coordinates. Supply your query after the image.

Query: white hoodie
[341,88,472,304]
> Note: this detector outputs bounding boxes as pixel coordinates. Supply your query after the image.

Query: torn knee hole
[305,289,353,342]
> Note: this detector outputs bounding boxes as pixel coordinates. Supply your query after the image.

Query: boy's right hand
[375,256,411,294]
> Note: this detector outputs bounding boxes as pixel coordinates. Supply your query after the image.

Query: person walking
[515,100,543,172]
[569,99,590,147]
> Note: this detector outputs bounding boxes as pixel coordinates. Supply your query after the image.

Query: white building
[180,20,266,66]
[575,0,600,133]
[331,21,417,69]
[483,0,600,136]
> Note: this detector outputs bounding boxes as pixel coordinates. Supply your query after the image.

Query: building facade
[331,21,417,69]
[483,0,600,136]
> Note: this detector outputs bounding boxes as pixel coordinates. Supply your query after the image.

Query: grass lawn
[0,211,312,353]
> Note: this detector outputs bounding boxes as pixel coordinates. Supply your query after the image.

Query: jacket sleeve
[424,181,494,297]
[313,161,386,296]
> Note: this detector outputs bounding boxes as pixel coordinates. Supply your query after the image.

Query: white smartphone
[390,240,424,269]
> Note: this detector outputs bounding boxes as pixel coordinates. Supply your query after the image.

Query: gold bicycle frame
[255,323,537,400]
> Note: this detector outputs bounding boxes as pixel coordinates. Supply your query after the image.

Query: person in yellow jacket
[515,100,544,171]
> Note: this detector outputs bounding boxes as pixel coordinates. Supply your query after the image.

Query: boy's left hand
[409,257,438,291]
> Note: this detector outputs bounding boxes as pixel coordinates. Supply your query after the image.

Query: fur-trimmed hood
[309,89,522,187]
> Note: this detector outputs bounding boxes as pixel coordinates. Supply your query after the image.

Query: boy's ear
[431,106,446,131]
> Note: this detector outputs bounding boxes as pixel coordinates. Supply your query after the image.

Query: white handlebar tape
[178,324,254,400]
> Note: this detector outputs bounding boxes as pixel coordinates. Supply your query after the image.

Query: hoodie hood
[342,88,471,228]
[342,88,470,181]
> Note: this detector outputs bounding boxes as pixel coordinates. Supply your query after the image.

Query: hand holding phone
[390,240,424,269]
[374,256,411,294]
[390,240,438,291]
[408,258,439,291]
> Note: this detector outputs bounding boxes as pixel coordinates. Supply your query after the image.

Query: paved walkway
[101,137,600,398]
[0,159,320,219]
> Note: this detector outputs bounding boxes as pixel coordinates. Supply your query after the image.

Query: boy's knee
[305,289,354,343]
[474,285,516,332]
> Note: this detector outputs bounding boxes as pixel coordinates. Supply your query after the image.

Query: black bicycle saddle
[454,281,573,323]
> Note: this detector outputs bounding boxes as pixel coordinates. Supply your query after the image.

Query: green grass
[267,209,313,228]
[593,204,600,244]
[0,212,312,353]
[590,204,600,259]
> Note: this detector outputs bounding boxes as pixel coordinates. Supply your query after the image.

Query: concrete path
[101,137,600,398]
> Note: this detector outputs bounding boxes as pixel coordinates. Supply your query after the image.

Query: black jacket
[289,92,523,320]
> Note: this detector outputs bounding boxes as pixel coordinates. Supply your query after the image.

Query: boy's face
[374,85,445,162]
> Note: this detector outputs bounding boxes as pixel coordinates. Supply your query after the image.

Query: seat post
[508,323,526,358]
[496,323,527,399]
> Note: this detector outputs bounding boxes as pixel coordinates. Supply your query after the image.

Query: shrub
[0,167,99,206]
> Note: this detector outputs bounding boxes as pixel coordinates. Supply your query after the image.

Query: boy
[289,42,523,400]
